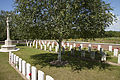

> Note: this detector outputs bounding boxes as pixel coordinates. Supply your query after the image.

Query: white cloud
[106,16,120,31]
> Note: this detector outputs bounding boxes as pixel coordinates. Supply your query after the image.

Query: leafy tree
[105,31,120,37]
[14,0,115,62]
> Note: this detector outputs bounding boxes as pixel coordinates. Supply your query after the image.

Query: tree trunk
[58,40,62,62]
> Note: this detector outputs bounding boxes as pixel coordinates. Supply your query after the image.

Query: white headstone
[14,54,16,65]
[19,58,22,72]
[63,45,66,49]
[46,75,54,80]
[91,51,95,60]
[62,42,64,46]
[109,46,112,52]
[71,49,74,55]
[11,53,13,64]
[79,46,81,51]
[16,56,19,69]
[49,46,52,51]
[39,40,41,46]
[36,41,38,49]
[41,45,43,50]
[80,44,83,49]
[47,42,50,47]
[33,40,35,46]
[9,51,12,63]
[30,42,32,47]
[88,44,91,47]
[118,54,120,64]
[42,41,44,45]
[27,41,29,46]
[88,47,91,52]
[31,66,37,80]
[56,43,59,48]
[26,63,31,80]
[73,43,76,47]
[69,45,72,51]
[114,49,118,57]
[55,46,58,52]
[101,53,106,61]
[22,60,26,76]
[52,42,54,48]
[98,45,101,51]
[38,70,44,80]
[100,48,103,54]
[67,43,69,47]
[81,51,85,57]
[45,41,47,44]
[44,45,46,51]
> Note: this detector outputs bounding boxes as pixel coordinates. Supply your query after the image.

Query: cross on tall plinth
[0,17,20,52]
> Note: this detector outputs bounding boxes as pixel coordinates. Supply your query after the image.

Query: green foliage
[105,31,120,37]
[12,0,116,61]
[14,0,115,40]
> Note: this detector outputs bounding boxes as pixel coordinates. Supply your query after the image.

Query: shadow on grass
[16,43,26,46]
[30,50,110,71]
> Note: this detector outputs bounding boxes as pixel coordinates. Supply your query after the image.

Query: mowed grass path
[0,52,24,80]
[14,46,120,80]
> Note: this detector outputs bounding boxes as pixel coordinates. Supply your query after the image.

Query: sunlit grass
[0,52,23,80]
[14,46,120,80]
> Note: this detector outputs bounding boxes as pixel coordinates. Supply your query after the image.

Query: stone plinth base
[0,45,19,52]
[5,40,12,45]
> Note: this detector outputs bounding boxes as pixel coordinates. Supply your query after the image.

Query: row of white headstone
[9,52,54,80]
[80,50,106,61]
[27,40,59,53]
[27,41,114,51]
[27,41,120,57]
[97,45,119,57]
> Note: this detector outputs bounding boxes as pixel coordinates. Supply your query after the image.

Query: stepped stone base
[0,40,19,52]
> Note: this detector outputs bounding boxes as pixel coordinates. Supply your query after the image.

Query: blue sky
[104,0,120,31]
[0,0,120,31]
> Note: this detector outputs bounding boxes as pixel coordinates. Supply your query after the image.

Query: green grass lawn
[0,52,24,80]
[107,57,118,63]
[14,46,120,80]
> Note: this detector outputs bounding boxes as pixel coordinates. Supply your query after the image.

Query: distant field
[67,37,120,44]
[14,46,120,80]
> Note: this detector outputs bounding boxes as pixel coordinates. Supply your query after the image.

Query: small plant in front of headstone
[66,47,69,51]
[33,46,35,48]
[37,45,40,49]
[29,73,31,79]
[42,45,44,50]
[83,47,87,50]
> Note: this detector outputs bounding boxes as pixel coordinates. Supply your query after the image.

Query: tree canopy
[14,0,115,61]
[0,0,115,61]
[14,0,115,40]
